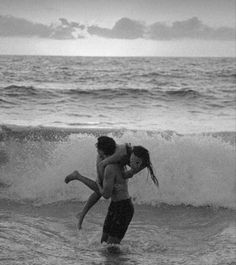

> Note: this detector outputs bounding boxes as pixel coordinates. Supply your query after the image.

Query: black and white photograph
[0,1,235,264]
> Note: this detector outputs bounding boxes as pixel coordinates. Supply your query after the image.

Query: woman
[65,136,159,229]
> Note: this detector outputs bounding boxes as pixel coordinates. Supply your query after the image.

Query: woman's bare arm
[97,144,127,176]
[123,165,146,179]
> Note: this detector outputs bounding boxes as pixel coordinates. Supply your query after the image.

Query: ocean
[0,55,235,265]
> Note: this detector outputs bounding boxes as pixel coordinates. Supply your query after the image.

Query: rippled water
[0,55,235,264]
[0,55,235,132]
[1,200,235,265]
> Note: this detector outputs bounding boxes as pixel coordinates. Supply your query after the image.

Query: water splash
[0,130,235,209]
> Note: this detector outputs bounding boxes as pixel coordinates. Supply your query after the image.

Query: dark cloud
[58,18,85,30]
[0,15,234,41]
[88,17,145,39]
[0,15,85,39]
[49,26,75,40]
[113,18,145,39]
[0,15,51,37]
[88,17,234,41]
[148,17,235,40]
[50,18,85,39]
[87,25,111,38]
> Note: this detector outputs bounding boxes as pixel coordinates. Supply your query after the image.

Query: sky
[0,0,235,57]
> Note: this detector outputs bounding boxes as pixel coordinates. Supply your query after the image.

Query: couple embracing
[65,136,158,245]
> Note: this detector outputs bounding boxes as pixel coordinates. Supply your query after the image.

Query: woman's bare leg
[76,192,101,229]
[65,171,100,194]
[65,171,102,229]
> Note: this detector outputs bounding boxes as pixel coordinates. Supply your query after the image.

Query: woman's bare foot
[76,212,84,230]
[65,171,79,183]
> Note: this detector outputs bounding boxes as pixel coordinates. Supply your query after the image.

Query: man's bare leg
[107,236,121,244]
[76,192,101,229]
[101,233,121,244]
[102,234,121,253]
[101,232,109,244]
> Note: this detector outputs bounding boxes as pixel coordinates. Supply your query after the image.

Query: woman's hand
[98,160,107,168]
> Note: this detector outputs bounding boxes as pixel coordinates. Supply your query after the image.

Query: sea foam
[0,129,235,209]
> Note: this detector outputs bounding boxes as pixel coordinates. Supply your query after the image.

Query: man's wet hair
[96,136,116,156]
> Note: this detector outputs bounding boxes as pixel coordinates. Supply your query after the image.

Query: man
[65,136,134,244]
[97,161,134,244]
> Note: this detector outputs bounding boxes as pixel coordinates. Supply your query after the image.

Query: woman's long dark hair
[132,146,159,187]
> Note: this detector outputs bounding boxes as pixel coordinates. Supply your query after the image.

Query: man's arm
[97,165,116,199]
[97,145,127,177]
[100,145,126,166]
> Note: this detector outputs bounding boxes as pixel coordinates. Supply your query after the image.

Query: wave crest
[0,129,235,209]
[165,88,201,98]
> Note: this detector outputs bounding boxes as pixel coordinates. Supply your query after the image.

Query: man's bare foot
[76,212,83,230]
[65,171,79,184]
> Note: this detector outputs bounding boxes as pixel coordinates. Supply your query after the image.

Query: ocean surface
[0,55,236,265]
[0,55,235,132]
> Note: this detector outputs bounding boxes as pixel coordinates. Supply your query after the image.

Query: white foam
[1,131,235,209]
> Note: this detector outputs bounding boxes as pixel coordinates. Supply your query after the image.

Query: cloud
[0,15,86,39]
[148,17,235,40]
[88,17,145,39]
[50,18,86,39]
[0,15,51,37]
[0,15,234,41]
[88,17,234,41]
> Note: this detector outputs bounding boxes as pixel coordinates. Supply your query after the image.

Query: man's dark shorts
[103,198,134,240]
